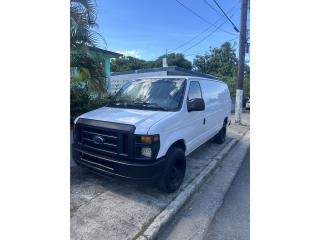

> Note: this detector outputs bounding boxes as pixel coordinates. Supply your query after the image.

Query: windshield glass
[108,78,186,111]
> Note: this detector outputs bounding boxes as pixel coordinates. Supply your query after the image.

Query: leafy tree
[193,42,238,78]
[71,52,107,96]
[193,42,250,100]
[111,56,148,72]
[153,53,192,70]
[111,53,192,72]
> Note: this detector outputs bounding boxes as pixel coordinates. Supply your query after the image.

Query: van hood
[75,107,174,134]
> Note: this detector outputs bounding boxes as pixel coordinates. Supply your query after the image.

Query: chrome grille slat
[79,142,118,155]
[82,130,118,140]
[82,137,117,148]
[77,122,132,160]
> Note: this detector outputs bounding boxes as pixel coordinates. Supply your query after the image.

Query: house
[71,47,122,94]
[110,66,214,95]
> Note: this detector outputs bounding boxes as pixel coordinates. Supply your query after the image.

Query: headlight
[141,147,152,158]
[135,134,160,159]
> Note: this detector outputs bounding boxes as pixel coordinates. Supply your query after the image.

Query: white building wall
[110,71,167,95]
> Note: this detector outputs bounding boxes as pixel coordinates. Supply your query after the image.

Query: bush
[220,76,250,102]
[70,80,110,125]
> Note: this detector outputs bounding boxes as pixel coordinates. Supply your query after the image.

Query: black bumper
[72,144,165,180]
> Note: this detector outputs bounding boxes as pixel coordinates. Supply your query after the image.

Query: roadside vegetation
[70,0,109,124]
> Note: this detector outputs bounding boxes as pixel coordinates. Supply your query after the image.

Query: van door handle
[203,118,206,125]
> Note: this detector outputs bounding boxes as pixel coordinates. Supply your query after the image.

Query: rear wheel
[157,147,186,193]
[214,123,227,144]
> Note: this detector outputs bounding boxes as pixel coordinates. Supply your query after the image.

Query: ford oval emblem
[93,135,104,145]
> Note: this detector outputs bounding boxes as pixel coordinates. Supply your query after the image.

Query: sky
[95,0,249,61]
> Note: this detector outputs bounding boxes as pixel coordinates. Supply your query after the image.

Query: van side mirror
[187,98,205,112]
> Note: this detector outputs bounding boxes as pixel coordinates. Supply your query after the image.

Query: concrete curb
[136,134,246,240]
[190,131,250,240]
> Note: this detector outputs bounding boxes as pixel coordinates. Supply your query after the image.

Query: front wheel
[157,147,186,193]
[213,124,227,144]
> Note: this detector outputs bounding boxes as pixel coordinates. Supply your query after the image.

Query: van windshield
[108,78,186,111]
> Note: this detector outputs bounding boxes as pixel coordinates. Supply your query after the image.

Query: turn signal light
[140,135,160,144]
[140,136,152,144]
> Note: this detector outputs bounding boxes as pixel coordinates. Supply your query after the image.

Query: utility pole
[162,48,168,67]
[235,0,248,124]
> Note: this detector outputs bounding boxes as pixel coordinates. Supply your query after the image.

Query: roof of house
[111,66,215,79]
[88,46,123,58]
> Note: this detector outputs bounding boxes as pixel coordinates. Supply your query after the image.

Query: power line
[211,0,239,32]
[168,3,239,54]
[175,0,211,25]
[202,0,224,18]
[174,0,236,36]
[169,24,214,53]
[184,36,239,57]
[179,9,238,54]
[181,18,230,54]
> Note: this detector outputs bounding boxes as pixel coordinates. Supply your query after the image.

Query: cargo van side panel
[199,80,231,140]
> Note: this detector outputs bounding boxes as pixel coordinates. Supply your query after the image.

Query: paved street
[204,150,250,240]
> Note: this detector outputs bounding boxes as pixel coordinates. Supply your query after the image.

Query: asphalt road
[204,150,250,240]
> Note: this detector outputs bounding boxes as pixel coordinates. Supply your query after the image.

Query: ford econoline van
[72,76,232,192]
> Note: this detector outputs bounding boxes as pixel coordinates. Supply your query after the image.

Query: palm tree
[70,0,107,95]
[70,0,106,50]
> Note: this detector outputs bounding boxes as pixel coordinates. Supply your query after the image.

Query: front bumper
[72,143,165,180]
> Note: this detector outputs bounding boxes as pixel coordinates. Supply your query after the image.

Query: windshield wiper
[132,101,168,111]
[107,100,128,108]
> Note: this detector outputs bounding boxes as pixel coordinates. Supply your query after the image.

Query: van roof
[111,66,215,79]
[132,75,226,84]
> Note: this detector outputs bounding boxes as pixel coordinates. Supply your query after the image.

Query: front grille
[75,118,135,160]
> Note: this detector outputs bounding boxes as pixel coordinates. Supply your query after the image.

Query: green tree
[71,52,107,95]
[153,53,192,70]
[193,42,250,100]
[111,56,148,72]
[193,42,238,78]
[111,53,192,72]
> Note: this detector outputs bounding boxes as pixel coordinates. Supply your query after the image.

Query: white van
[72,76,231,192]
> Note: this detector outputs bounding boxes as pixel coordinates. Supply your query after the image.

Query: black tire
[214,124,227,144]
[157,147,186,193]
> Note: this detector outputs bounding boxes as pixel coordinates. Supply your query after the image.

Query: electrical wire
[202,0,224,18]
[179,10,239,54]
[181,18,230,54]
[174,0,237,36]
[184,36,238,57]
[168,3,239,54]
[211,0,239,32]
